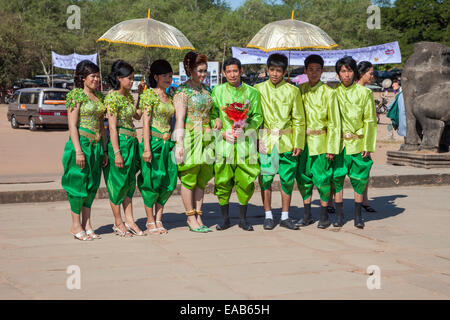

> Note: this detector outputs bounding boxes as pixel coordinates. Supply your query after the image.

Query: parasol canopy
[247,12,337,52]
[97,9,195,50]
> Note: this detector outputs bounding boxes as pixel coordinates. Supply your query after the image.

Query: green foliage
[0,0,448,87]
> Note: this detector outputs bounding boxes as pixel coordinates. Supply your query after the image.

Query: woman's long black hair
[148,59,173,88]
[107,60,134,90]
[74,60,100,88]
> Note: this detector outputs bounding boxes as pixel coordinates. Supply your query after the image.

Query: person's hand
[138,81,146,95]
[258,139,267,155]
[326,153,335,161]
[102,153,109,167]
[234,128,244,140]
[115,153,124,168]
[214,118,222,131]
[76,151,85,169]
[175,144,184,164]
[223,130,235,143]
[292,148,301,157]
[142,150,152,163]
[361,151,371,158]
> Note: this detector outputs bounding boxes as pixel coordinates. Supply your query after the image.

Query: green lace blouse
[104,91,136,129]
[173,82,214,129]
[65,88,106,134]
[139,88,174,133]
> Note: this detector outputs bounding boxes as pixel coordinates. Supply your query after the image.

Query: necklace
[188,80,203,91]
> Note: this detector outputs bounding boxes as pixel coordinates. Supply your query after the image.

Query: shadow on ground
[94,194,407,233]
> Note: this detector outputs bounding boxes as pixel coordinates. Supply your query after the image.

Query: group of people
[61,50,377,241]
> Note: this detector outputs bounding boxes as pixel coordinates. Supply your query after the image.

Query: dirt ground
[0,97,403,181]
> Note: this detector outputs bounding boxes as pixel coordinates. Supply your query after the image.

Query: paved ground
[1,186,449,299]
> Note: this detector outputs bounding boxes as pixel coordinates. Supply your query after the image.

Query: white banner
[179,61,220,88]
[52,52,98,70]
[232,41,402,66]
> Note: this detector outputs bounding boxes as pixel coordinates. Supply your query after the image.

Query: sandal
[71,230,93,241]
[187,222,207,233]
[86,229,102,239]
[112,223,133,237]
[200,225,213,232]
[362,204,376,212]
[146,222,161,235]
[125,222,147,236]
[155,220,168,234]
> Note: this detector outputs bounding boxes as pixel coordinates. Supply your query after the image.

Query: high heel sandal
[86,229,102,239]
[186,210,206,233]
[112,223,133,237]
[146,222,161,235]
[155,220,168,234]
[195,210,212,232]
[71,230,93,241]
[124,222,147,236]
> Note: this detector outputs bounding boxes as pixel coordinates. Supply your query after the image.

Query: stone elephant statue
[401,42,450,152]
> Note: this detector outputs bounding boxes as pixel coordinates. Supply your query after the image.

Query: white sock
[265,211,273,219]
[281,211,289,220]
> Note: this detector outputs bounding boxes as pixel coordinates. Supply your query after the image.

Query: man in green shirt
[332,56,377,229]
[296,54,341,229]
[254,53,306,230]
[211,57,263,231]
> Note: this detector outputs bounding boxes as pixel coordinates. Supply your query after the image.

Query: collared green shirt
[335,82,377,154]
[211,82,263,158]
[299,81,341,156]
[254,80,305,154]
[211,82,262,131]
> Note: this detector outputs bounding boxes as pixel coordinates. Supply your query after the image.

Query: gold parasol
[97,9,195,50]
[247,11,337,51]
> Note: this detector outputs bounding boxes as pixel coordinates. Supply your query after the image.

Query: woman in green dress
[173,51,222,233]
[103,60,144,237]
[137,59,177,234]
[62,60,108,241]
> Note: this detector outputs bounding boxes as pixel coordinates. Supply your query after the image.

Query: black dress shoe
[238,219,254,231]
[263,218,275,230]
[333,213,345,227]
[354,203,365,229]
[296,217,314,227]
[354,214,365,229]
[279,219,299,230]
[216,220,231,231]
[317,206,331,229]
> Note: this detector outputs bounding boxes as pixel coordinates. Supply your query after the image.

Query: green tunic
[254,80,306,195]
[103,91,138,205]
[332,82,377,195]
[174,82,215,190]
[211,82,263,205]
[137,88,177,207]
[296,81,341,202]
[61,88,106,214]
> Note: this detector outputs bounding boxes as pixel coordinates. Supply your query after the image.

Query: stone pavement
[0,186,449,299]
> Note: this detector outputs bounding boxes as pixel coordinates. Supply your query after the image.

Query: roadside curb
[1,173,450,204]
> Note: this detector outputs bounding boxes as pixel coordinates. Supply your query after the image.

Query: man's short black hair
[335,56,358,80]
[304,54,324,69]
[267,53,288,71]
[223,57,242,71]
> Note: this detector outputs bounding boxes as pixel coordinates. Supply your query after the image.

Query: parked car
[131,74,145,92]
[7,87,69,130]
